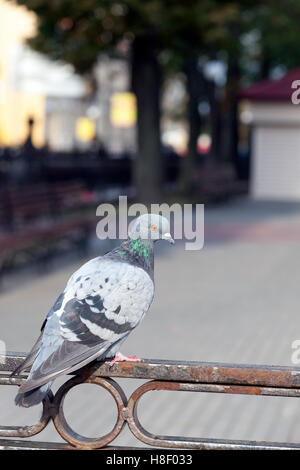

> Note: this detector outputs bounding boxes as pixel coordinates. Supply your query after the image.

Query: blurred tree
[13,0,165,200]
[12,0,241,199]
[245,1,300,78]
[161,0,300,190]
[223,0,300,173]
[158,0,264,192]
[131,33,162,201]
[15,0,299,199]
[155,1,219,194]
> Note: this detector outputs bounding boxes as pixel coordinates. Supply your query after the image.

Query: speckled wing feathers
[18,258,154,393]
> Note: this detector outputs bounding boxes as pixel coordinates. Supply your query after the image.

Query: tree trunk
[206,78,221,167]
[225,60,240,173]
[260,48,271,79]
[131,34,162,202]
[179,59,202,195]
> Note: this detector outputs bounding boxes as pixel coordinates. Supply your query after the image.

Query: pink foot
[109,352,141,367]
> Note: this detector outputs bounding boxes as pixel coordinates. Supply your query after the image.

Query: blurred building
[94,56,136,157]
[241,68,300,200]
[0,0,136,155]
[0,0,43,147]
[0,0,88,149]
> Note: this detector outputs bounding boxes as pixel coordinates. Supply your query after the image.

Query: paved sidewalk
[1,196,300,447]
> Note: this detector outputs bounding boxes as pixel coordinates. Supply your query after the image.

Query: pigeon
[13,214,174,407]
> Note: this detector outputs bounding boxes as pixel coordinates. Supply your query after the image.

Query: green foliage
[11,0,259,74]
[250,2,300,72]
[12,1,300,87]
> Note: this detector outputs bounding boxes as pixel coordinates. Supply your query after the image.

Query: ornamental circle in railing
[5,354,300,450]
[0,375,53,438]
[51,375,127,449]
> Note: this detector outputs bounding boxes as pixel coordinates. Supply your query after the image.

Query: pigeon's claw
[109,352,141,367]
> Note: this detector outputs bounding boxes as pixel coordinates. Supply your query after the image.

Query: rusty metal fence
[1,352,300,450]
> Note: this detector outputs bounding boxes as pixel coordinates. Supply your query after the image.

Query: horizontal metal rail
[1,352,300,450]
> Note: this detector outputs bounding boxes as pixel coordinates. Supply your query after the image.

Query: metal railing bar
[0,439,144,450]
[2,352,300,389]
[3,352,300,450]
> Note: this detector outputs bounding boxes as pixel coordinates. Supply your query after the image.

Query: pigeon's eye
[151,225,158,231]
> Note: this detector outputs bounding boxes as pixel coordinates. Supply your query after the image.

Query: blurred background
[2,0,300,448]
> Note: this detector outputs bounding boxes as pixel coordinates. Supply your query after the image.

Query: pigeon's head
[128,214,174,244]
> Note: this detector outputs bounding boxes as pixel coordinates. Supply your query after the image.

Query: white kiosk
[240,68,300,200]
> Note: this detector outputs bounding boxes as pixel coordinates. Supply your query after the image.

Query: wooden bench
[0,181,97,279]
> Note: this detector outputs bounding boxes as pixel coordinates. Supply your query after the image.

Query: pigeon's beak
[162,232,175,244]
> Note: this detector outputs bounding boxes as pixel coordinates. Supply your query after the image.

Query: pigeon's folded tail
[14,382,52,408]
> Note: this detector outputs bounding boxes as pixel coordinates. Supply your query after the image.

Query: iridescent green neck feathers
[106,238,154,278]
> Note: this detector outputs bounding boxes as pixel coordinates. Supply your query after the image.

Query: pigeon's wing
[19,259,154,393]
[64,256,102,291]
[12,332,43,376]
[11,293,64,376]
[19,335,113,393]
[12,258,102,378]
